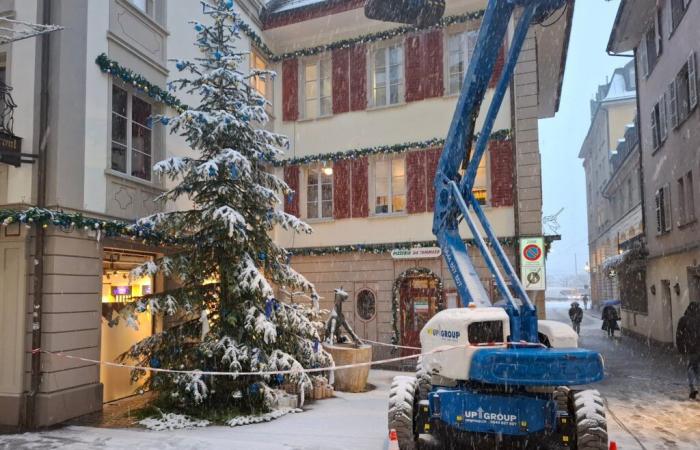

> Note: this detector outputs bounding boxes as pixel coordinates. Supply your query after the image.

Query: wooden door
[400,276,442,351]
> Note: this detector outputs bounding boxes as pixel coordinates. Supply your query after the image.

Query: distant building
[609,0,700,344]
[579,61,640,311]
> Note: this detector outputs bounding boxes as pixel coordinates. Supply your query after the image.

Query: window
[467,321,504,345]
[639,20,659,78]
[671,0,691,30]
[130,0,153,16]
[446,30,477,95]
[650,100,664,150]
[371,43,404,107]
[670,54,698,128]
[111,85,153,181]
[374,157,406,214]
[458,153,489,205]
[678,176,686,225]
[306,166,333,219]
[250,50,272,103]
[301,58,331,119]
[356,289,376,321]
[655,184,672,234]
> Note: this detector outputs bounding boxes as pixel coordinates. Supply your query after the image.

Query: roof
[265,0,326,14]
[607,0,655,54]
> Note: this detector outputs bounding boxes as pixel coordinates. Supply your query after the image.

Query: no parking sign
[519,237,545,291]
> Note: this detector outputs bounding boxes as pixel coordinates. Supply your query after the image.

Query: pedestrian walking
[676,302,700,400]
[601,304,620,337]
[582,294,589,310]
[569,302,583,335]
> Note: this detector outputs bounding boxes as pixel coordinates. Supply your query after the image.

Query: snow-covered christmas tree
[117,0,332,418]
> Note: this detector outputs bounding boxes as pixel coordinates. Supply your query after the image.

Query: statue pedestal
[322,343,372,393]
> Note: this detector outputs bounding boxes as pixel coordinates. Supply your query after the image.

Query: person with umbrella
[601,302,620,337]
[569,301,584,335]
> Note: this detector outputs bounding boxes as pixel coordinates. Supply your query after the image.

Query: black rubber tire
[572,389,608,450]
[388,376,418,450]
[415,357,432,401]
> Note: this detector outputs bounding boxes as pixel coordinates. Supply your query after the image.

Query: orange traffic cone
[388,429,400,450]
[609,442,618,450]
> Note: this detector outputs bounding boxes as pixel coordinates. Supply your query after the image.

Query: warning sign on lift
[519,237,545,291]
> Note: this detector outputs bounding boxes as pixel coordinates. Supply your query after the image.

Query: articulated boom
[432,0,567,343]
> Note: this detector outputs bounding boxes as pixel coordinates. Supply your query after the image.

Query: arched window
[356,289,376,321]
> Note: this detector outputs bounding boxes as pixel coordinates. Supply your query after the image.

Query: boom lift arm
[432,0,567,344]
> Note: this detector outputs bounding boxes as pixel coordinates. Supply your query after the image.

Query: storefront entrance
[100,249,155,402]
[398,270,444,350]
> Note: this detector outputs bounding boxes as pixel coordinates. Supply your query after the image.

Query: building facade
[266,0,572,359]
[609,0,700,343]
[579,61,641,311]
[0,0,573,429]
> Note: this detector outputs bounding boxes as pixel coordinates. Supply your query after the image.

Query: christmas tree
[116,0,332,418]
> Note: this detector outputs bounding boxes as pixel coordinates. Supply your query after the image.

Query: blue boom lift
[365,1,608,448]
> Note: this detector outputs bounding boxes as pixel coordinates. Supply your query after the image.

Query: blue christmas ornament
[258,252,266,261]
[225,0,234,8]
[313,339,319,353]
[176,60,186,71]
[275,374,284,384]
[214,51,222,61]
[249,383,260,395]
[265,299,273,319]
[160,116,170,126]
[150,357,161,368]
[229,164,239,180]
[208,166,217,177]
[194,24,203,32]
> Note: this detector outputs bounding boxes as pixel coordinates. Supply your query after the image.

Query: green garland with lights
[391,267,445,345]
[95,53,189,113]
[275,129,512,167]
[287,238,518,258]
[0,207,176,245]
[242,9,486,62]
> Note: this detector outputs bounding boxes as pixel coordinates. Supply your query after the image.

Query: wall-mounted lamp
[673,283,681,296]
[322,165,333,176]
[650,284,656,296]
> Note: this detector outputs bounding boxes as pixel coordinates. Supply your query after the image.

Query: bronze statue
[324,288,362,346]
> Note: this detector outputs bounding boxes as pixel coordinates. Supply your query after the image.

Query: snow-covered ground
[547,300,700,449]
[3,303,698,449]
[0,370,399,450]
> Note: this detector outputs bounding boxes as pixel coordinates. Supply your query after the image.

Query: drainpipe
[26,0,51,431]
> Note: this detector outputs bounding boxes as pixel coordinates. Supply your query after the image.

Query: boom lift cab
[367,1,610,448]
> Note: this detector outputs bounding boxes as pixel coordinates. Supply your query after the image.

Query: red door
[400,276,443,353]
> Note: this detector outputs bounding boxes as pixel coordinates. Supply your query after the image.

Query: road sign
[519,237,545,291]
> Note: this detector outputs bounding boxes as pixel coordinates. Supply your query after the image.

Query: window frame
[368,40,405,108]
[371,155,407,216]
[299,56,332,120]
[110,83,155,182]
[250,48,273,108]
[444,29,478,96]
[655,184,672,235]
[130,0,154,18]
[303,164,334,221]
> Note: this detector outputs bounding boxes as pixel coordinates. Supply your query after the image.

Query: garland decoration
[243,9,486,62]
[391,268,445,345]
[276,129,512,167]
[95,53,189,113]
[0,207,175,245]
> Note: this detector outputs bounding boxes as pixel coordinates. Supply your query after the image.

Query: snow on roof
[603,71,635,102]
[601,250,629,271]
[265,0,327,13]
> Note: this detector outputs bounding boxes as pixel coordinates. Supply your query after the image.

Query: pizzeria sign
[391,247,442,260]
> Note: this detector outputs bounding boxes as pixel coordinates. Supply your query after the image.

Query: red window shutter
[332,48,350,114]
[423,29,444,99]
[349,44,367,111]
[489,140,514,207]
[489,44,505,89]
[333,159,352,219]
[351,157,369,218]
[282,58,299,121]
[426,147,442,212]
[407,150,427,214]
[283,165,300,216]
[405,34,424,102]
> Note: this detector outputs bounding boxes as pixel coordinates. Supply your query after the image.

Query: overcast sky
[540,0,628,281]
